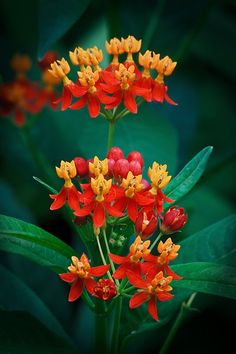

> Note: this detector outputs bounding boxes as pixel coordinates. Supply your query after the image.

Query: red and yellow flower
[109,235,150,279]
[50,160,81,210]
[129,271,174,321]
[59,254,110,302]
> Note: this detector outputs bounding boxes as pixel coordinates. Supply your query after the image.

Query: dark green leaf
[33,176,57,194]
[38,0,90,57]
[0,310,77,354]
[172,262,236,299]
[175,215,236,266]
[0,214,75,272]
[0,264,70,341]
[164,146,213,203]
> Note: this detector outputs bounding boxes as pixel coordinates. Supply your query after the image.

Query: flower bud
[135,211,157,239]
[113,158,130,179]
[38,51,58,71]
[74,157,89,177]
[93,279,117,300]
[141,178,150,191]
[127,151,144,168]
[129,160,142,176]
[160,206,187,234]
[107,158,115,178]
[107,146,124,161]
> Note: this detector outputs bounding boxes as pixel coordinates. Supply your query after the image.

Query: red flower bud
[135,211,157,239]
[93,279,117,300]
[107,146,124,161]
[160,206,188,234]
[107,158,115,178]
[141,178,150,191]
[129,160,142,176]
[38,51,58,71]
[127,151,144,168]
[74,157,89,177]
[113,159,130,179]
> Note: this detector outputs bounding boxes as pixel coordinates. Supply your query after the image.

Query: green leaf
[164,146,213,203]
[0,264,70,342]
[0,310,78,354]
[172,262,236,299]
[0,214,75,272]
[175,215,236,267]
[33,176,58,194]
[38,0,90,57]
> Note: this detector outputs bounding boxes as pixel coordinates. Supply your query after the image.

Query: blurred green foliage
[0,0,235,353]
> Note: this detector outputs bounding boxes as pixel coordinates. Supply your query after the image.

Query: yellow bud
[48,58,70,80]
[155,56,177,76]
[122,171,143,198]
[122,35,142,53]
[87,46,103,66]
[91,174,112,202]
[55,160,77,182]
[115,64,136,90]
[69,47,91,66]
[42,70,60,86]
[77,66,100,89]
[89,156,108,176]
[105,38,124,55]
[148,162,171,193]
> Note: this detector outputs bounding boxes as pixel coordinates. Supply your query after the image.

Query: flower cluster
[60,235,182,320]
[53,147,187,320]
[49,146,187,231]
[49,35,177,118]
[0,52,59,125]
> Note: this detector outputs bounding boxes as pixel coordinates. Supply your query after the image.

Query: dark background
[0,0,235,353]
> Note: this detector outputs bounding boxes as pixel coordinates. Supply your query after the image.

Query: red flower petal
[109,253,127,265]
[97,91,117,105]
[90,264,110,277]
[93,202,105,227]
[84,278,97,295]
[127,198,139,222]
[69,95,87,110]
[123,90,137,113]
[88,94,100,118]
[50,187,67,210]
[112,264,127,279]
[165,90,177,106]
[157,292,174,301]
[68,278,83,302]
[59,273,77,283]
[135,192,154,206]
[147,296,158,321]
[126,271,147,289]
[67,185,80,210]
[165,265,182,280]
[74,202,95,217]
[105,203,124,217]
[129,291,149,308]
[68,83,87,97]
[62,86,72,110]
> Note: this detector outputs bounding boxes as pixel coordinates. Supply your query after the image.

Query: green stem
[96,234,113,281]
[159,293,197,354]
[107,120,116,152]
[110,296,123,354]
[150,232,162,251]
[102,228,120,286]
[94,300,108,354]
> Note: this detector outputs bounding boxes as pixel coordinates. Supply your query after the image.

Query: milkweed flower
[93,278,117,300]
[59,254,110,302]
[129,271,174,321]
[142,237,182,280]
[109,235,150,279]
[135,210,157,239]
[49,160,81,210]
[74,173,124,228]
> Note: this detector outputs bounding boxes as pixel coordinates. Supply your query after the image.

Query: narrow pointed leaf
[0,214,75,272]
[164,146,213,203]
